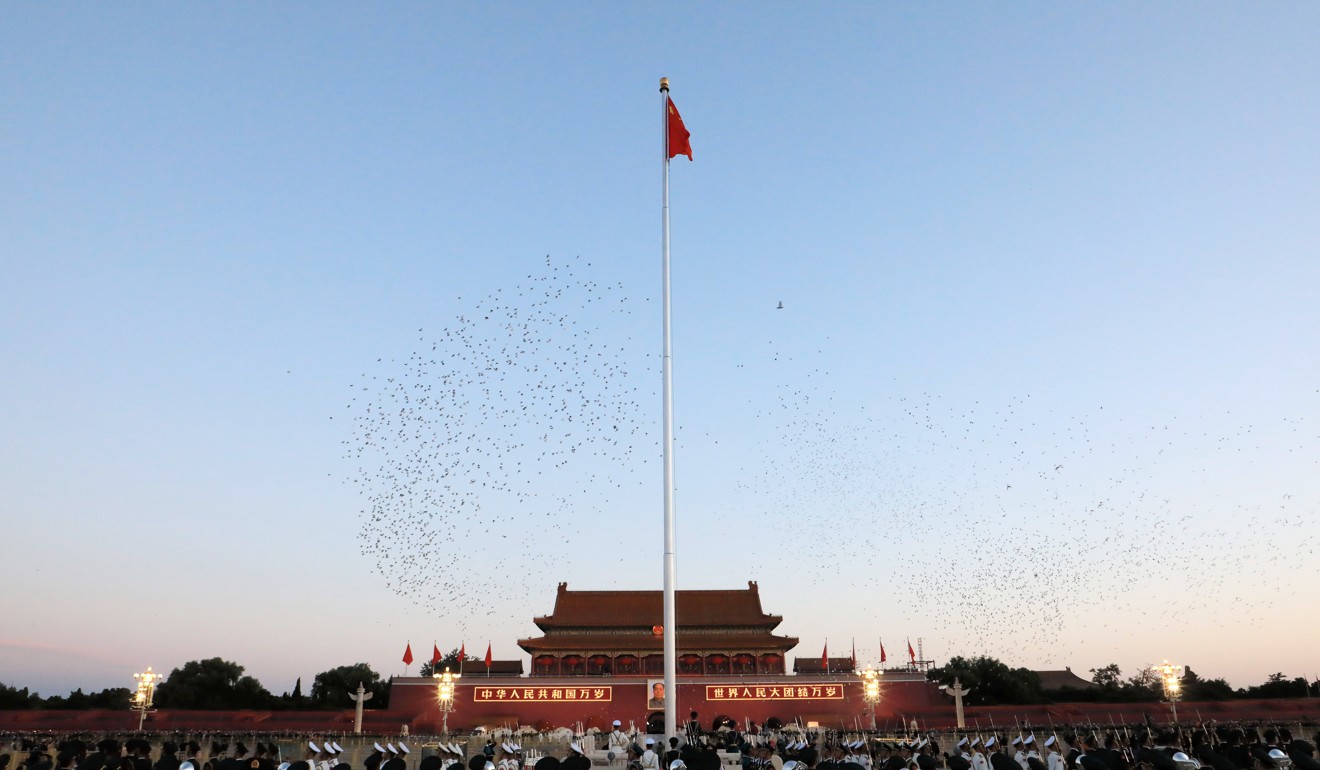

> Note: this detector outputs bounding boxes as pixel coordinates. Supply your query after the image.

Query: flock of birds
[346,256,654,617]
[344,254,1318,664]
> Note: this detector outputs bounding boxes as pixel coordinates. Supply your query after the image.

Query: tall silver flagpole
[659,75,678,741]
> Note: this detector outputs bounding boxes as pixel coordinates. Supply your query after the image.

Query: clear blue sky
[2,3,1317,699]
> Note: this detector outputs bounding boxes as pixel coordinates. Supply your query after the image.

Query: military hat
[398,744,410,756]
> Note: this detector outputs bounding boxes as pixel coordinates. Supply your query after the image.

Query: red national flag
[431,644,442,667]
[402,642,414,666]
[851,639,856,668]
[667,97,692,161]
[907,639,916,664]
[880,639,887,664]
[484,643,493,668]
[459,642,465,660]
[821,641,828,671]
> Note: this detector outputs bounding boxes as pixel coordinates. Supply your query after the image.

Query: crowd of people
[3,723,1317,770]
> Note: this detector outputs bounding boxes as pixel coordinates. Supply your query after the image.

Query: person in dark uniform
[562,745,590,770]
[914,742,935,770]
[1288,735,1319,770]
[155,743,180,770]
[381,746,405,770]
[365,746,386,770]
[1135,734,1174,770]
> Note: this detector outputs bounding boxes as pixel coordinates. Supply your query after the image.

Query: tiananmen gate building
[387,582,940,732]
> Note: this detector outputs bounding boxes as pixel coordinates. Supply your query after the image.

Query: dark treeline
[924,657,1319,706]
[5,653,1315,711]
[0,648,473,712]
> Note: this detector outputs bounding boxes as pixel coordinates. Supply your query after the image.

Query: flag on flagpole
[402,642,414,666]
[851,639,856,668]
[880,638,887,664]
[485,643,493,668]
[821,640,828,673]
[458,642,465,674]
[667,97,692,161]
[431,643,441,667]
[907,638,916,664]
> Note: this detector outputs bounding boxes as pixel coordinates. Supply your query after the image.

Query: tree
[154,658,273,710]
[1243,672,1309,699]
[1185,677,1235,701]
[1090,664,1122,691]
[419,648,477,678]
[1119,665,1162,701]
[0,682,42,709]
[927,656,1043,705]
[311,663,389,710]
[43,687,131,710]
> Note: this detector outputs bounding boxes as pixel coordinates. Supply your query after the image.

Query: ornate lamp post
[131,667,161,730]
[859,664,882,730]
[1155,660,1183,723]
[434,666,460,735]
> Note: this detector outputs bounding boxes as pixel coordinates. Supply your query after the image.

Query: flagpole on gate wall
[659,75,679,743]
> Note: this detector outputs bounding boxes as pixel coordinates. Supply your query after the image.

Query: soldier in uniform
[609,722,630,765]
[365,746,386,770]
[562,746,589,770]
[970,738,989,770]
[1023,738,1043,770]
[641,741,660,770]
[329,745,350,770]
[381,746,405,770]
[914,741,935,770]
[179,743,201,770]
[946,740,971,770]
[1044,737,1063,770]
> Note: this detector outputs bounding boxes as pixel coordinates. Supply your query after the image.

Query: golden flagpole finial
[659,77,670,92]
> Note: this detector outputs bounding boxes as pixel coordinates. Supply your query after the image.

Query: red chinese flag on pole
[459,642,465,660]
[402,642,414,666]
[907,639,916,664]
[431,644,442,667]
[667,97,692,161]
[484,643,493,668]
[880,639,887,664]
[851,639,857,668]
[821,640,828,672]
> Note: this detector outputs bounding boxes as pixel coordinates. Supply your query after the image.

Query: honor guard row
[418,744,466,770]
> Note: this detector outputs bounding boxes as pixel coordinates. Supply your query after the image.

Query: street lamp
[1155,660,1183,723]
[859,664,882,730]
[434,666,460,735]
[131,667,161,730]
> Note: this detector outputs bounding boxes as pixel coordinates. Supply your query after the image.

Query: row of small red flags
[822,638,918,667]
[403,638,916,670]
[402,642,492,668]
